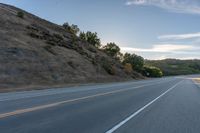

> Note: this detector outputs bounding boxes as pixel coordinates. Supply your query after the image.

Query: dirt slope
[0,3,143,91]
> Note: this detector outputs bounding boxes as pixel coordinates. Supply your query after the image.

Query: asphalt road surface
[1,75,200,133]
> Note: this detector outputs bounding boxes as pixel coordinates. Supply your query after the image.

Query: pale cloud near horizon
[126,0,200,15]
[120,44,196,53]
[158,32,200,40]
[121,44,200,59]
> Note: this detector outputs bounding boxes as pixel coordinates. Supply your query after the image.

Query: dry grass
[0,3,144,92]
[192,78,200,83]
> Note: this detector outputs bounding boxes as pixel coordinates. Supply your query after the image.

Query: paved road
[0,76,200,133]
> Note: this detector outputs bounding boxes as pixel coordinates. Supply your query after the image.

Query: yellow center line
[0,80,171,119]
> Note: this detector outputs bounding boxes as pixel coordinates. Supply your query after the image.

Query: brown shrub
[124,63,133,74]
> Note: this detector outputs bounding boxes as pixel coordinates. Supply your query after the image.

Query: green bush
[79,31,101,48]
[143,66,163,77]
[17,11,24,19]
[63,22,80,35]
[123,53,144,72]
[103,42,121,58]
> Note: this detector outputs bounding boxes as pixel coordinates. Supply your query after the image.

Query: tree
[62,22,80,35]
[143,66,163,77]
[71,24,80,35]
[103,42,121,58]
[117,52,124,62]
[123,53,144,71]
[79,32,87,40]
[79,31,101,48]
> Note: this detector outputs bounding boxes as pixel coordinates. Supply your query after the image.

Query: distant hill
[0,3,143,91]
[146,59,200,76]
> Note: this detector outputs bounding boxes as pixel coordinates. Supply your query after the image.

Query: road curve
[0,76,200,133]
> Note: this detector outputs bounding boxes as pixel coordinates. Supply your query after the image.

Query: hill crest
[0,3,143,91]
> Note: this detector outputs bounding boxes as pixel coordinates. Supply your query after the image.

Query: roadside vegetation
[146,59,200,76]
[62,22,163,78]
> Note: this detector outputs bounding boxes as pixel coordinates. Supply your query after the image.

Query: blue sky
[1,0,200,59]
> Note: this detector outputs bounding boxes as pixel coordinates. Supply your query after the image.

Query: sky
[1,0,200,60]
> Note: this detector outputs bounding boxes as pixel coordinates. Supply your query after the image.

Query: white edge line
[105,80,183,133]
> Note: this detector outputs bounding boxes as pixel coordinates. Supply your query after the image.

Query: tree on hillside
[117,52,124,62]
[63,22,80,35]
[79,32,87,40]
[143,66,163,77]
[103,42,121,58]
[79,31,101,48]
[123,53,144,71]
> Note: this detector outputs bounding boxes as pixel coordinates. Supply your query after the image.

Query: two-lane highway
[0,76,200,133]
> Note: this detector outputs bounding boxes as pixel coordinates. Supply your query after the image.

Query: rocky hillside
[0,3,143,91]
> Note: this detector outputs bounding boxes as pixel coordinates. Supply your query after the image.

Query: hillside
[146,59,200,76]
[0,3,144,91]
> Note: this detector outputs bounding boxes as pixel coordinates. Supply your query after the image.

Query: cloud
[126,0,200,14]
[126,0,146,5]
[121,44,200,59]
[158,32,200,40]
[121,44,195,53]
